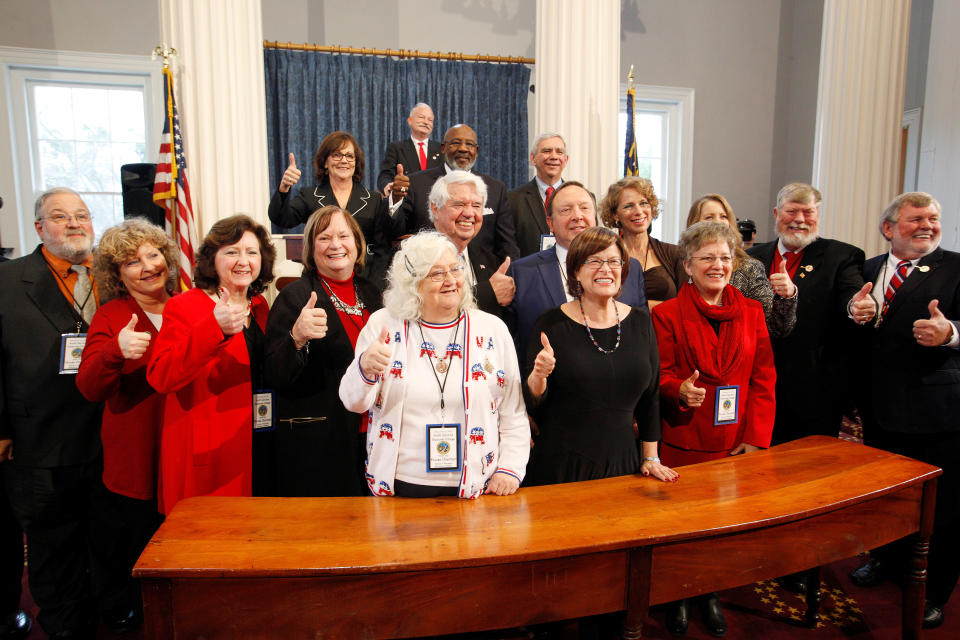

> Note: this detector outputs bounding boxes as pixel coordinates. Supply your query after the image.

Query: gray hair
[409,102,433,118]
[35,187,83,220]
[880,191,942,238]
[383,231,477,321]
[427,170,488,224]
[776,182,822,210]
[530,132,567,156]
[679,221,741,263]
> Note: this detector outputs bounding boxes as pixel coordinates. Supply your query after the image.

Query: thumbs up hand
[360,327,393,379]
[679,370,706,408]
[291,291,328,349]
[489,257,515,306]
[388,164,410,204]
[279,152,301,193]
[913,299,954,347]
[117,313,152,359]
[213,289,247,336]
[769,257,797,299]
[526,332,556,398]
[849,282,877,324]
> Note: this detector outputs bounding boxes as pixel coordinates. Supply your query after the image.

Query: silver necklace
[320,278,365,316]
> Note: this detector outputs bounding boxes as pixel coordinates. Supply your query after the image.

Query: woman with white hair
[339,231,529,498]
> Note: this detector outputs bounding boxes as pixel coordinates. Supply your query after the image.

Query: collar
[41,245,92,276]
[776,238,807,257]
[535,175,563,200]
[886,251,920,269]
[411,135,429,146]
[554,243,569,265]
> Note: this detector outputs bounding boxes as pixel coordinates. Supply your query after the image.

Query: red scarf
[675,282,747,385]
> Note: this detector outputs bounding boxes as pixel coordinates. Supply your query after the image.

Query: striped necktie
[880,260,911,319]
[70,264,95,325]
[544,186,555,213]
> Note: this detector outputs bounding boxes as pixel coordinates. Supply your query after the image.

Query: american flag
[623,85,639,177]
[153,65,196,290]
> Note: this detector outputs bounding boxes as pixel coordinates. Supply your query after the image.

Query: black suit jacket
[263,269,383,496]
[466,242,505,318]
[399,166,519,261]
[748,237,865,443]
[0,247,102,467]
[376,139,442,192]
[508,178,551,257]
[857,248,960,434]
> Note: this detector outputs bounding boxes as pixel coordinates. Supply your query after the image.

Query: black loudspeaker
[121,163,166,227]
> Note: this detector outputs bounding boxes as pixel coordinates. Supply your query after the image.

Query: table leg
[903,534,929,640]
[803,566,820,627]
[622,547,652,640]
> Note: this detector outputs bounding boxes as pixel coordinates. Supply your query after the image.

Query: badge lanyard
[41,253,93,331]
[417,318,460,424]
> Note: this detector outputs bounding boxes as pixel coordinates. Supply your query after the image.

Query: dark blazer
[748,237,865,443]
[508,178,551,257]
[376,139,442,192]
[858,248,960,434]
[399,166,520,261]
[506,247,649,356]
[466,242,505,318]
[263,270,383,497]
[268,181,397,285]
[0,247,102,467]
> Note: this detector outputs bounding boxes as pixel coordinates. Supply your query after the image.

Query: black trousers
[0,470,23,615]
[3,459,102,634]
[864,428,960,606]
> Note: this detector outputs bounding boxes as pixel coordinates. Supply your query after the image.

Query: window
[618,84,694,243]
[0,48,161,257]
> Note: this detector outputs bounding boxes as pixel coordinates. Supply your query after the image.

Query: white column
[159,0,270,236]
[812,0,911,257]
[535,0,620,199]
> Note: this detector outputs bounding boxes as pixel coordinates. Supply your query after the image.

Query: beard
[778,227,818,251]
[45,230,93,263]
[445,156,476,172]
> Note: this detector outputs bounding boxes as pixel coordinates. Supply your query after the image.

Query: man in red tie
[507,133,569,257]
[376,103,442,192]
[847,192,958,629]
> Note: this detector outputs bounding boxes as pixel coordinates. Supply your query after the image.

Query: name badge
[253,390,275,431]
[715,386,739,425]
[540,234,557,252]
[426,423,461,472]
[59,333,86,374]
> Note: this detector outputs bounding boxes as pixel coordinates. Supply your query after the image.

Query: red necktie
[544,186,555,213]
[418,142,427,171]
[777,250,803,280]
[880,260,910,319]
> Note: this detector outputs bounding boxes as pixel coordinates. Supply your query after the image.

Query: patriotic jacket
[339,308,529,498]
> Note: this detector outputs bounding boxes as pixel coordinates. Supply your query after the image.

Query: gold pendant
[436,359,448,374]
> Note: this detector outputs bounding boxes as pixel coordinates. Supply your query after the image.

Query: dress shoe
[777,573,807,594]
[102,606,140,633]
[665,599,689,636]
[0,610,31,639]
[923,601,944,629]
[698,592,727,637]
[849,557,885,588]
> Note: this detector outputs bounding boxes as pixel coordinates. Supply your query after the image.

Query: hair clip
[404,254,417,277]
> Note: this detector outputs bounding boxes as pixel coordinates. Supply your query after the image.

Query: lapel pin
[804,265,813,272]
[918,265,930,272]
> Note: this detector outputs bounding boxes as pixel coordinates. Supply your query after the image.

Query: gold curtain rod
[263,40,534,64]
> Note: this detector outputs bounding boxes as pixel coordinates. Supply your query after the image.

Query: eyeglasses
[583,257,625,270]
[444,139,478,150]
[691,255,733,265]
[330,152,356,162]
[425,264,466,282]
[43,212,92,225]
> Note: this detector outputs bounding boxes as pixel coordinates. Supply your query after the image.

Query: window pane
[75,141,115,191]
[34,85,75,139]
[72,87,111,142]
[109,90,146,142]
[37,140,75,189]
[635,112,662,158]
[81,193,123,242]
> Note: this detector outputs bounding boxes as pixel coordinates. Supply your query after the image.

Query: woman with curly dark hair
[147,214,276,513]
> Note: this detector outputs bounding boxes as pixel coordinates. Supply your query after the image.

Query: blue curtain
[264,49,531,231]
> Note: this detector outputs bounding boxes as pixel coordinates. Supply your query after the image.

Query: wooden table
[134,436,940,639]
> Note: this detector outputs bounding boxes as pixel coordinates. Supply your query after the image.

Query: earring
[688,276,693,284]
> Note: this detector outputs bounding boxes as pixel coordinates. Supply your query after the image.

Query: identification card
[59,333,87,374]
[426,423,461,472]
[714,385,739,425]
[540,234,557,252]
[253,390,276,431]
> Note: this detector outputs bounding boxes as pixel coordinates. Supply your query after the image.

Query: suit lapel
[750,241,777,273]
[794,238,827,291]
[537,251,566,308]
[887,248,942,317]
[346,184,372,218]
[22,249,85,333]
[402,140,419,171]
[524,180,549,235]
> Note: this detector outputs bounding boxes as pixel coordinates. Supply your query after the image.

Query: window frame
[0,46,162,258]
[618,83,694,243]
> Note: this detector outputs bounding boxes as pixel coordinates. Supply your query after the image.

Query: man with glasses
[395,124,519,262]
[0,187,109,637]
[428,171,513,317]
[506,181,647,357]
[376,103,442,192]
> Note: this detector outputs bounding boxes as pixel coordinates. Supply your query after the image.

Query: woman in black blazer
[268,131,400,285]
[264,206,383,496]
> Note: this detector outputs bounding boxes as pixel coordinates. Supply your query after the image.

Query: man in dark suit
[0,188,105,637]
[428,170,513,317]
[376,103,442,193]
[747,183,865,445]
[845,192,958,629]
[507,181,647,357]
[395,124,519,262]
[508,132,568,257]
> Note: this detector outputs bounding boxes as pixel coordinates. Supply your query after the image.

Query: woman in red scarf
[651,221,776,637]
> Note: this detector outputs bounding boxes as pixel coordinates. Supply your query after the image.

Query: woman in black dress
[523,227,678,485]
[264,205,382,496]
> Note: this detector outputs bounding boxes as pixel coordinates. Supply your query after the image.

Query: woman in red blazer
[147,215,275,515]
[77,218,178,630]
[651,221,776,637]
